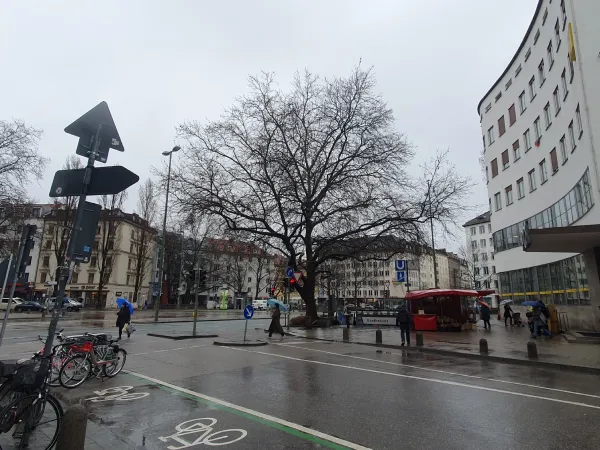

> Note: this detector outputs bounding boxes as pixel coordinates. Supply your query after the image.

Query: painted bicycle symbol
[159,418,247,449]
[84,386,150,402]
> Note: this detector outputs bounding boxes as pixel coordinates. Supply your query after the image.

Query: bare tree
[458,244,490,290]
[171,66,471,318]
[132,179,158,305]
[95,191,127,307]
[252,243,272,301]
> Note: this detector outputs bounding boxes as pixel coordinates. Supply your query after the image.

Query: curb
[287,334,600,375]
[213,340,268,347]
[147,333,218,340]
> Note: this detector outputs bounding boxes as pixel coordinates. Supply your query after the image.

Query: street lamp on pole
[154,145,181,322]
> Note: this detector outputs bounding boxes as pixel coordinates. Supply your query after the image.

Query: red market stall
[405,289,495,331]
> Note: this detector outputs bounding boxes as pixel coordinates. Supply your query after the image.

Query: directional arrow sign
[49,166,139,197]
[65,101,124,163]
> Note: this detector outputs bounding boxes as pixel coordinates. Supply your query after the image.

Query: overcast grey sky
[1,0,536,249]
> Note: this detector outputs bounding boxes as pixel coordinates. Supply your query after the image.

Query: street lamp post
[427,180,439,289]
[154,146,180,322]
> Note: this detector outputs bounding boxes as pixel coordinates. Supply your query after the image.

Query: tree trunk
[302,274,317,320]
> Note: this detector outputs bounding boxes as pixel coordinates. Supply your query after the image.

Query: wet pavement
[1,320,600,449]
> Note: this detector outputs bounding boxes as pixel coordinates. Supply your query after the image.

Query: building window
[515,64,522,77]
[560,135,568,163]
[561,69,568,99]
[126,275,132,285]
[513,140,520,161]
[48,225,55,235]
[42,256,50,267]
[480,239,487,248]
[471,240,478,250]
[491,158,498,178]
[71,272,78,284]
[483,266,490,276]
[487,126,495,145]
[501,150,509,170]
[494,192,502,211]
[576,105,583,138]
[547,41,554,68]
[106,256,112,267]
[528,169,537,192]
[517,178,525,199]
[534,29,540,44]
[45,240,52,250]
[488,224,492,233]
[518,91,526,114]
[247,276,252,282]
[505,185,514,206]
[542,8,548,25]
[90,256,97,267]
[568,121,576,151]
[569,56,575,82]
[560,0,567,28]
[40,273,47,283]
[524,129,532,152]
[525,48,531,61]
[538,60,545,85]
[505,79,512,90]
[473,253,478,262]
[498,116,506,137]
[128,259,132,270]
[495,92,502,103]
[529,77,536,101]
[88,273,94,284]
[543,103,552,129]
[482,253,488,262]
[534,117,542,142]
[554,19,561,49]
[508,104,516,126]
[550,148,559,173]
[553,86,561,114]
[479,225,485,234]
[485,167,489,184]
[539,159,548,184]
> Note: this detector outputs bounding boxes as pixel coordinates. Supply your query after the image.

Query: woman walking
[116,304,131,340]
[268,304,285,338]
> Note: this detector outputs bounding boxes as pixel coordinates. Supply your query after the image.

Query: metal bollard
[479,338,489,354]
[416,331,424,346]
[527,341,538,359]
[56,404,88,450]
[343,327,349,341]
[375,329,382,344]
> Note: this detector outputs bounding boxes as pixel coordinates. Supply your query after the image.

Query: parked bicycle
[0,353,63,449]
[58,333,126,389]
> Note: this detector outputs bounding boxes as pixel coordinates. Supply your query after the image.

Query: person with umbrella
[268,303,285,338]
[116,298,132,340]
[503,301,514,326]
[479,299,492,330]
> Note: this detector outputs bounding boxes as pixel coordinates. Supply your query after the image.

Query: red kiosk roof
[405,288,496,300]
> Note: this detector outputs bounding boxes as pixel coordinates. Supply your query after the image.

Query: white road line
[279,341,325,346]
[224,346,600,410]
[279,344,600,400]
[130,344,209,356]
[125,370,371,450]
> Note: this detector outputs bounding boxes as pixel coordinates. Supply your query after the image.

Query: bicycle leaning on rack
[0,351,64,449]
[58,332,127,389]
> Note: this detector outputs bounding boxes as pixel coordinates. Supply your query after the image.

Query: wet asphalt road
[1,320,600,449]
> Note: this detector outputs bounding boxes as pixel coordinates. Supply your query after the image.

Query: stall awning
[405,289,495,300]
[525,225,600,253]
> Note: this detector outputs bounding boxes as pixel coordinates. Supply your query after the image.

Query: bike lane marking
[125,370,371,450]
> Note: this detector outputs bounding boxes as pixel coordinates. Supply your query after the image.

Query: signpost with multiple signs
[41,102,139,357]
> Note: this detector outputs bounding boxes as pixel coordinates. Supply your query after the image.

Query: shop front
[67,284,108,307]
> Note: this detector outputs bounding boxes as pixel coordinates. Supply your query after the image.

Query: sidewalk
[291,321,600,373]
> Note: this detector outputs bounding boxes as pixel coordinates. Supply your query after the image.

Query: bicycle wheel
[47,351,66,388]
[0,392,63,450]
[103,349,126,378]
[203,428,248,446]
[59,355,91,389]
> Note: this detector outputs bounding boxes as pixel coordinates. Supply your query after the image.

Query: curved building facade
[478,0,600,329]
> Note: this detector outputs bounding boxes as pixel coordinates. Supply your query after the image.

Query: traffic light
[289,277,296,289]
[270,287,275,297]
[17,225,36,281]
[198,270,207,290]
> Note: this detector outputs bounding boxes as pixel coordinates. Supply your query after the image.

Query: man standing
[396,303,412,346]
[504,302,514,326]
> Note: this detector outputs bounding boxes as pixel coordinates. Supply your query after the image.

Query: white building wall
[463,219,498,290]
[479,0,600,275]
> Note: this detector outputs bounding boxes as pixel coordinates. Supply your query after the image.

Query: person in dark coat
[268,304,285,338]
[480,303,491,330]
[116,304,131,340]
[504,303,514,326]
[396,303,412,345]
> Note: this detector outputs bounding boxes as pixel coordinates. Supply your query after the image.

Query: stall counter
[413,314,437,331]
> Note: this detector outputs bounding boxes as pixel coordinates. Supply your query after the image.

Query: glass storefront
[498,254,590,305]
[493,169,594,253]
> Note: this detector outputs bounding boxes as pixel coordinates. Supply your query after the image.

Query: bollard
[479,338,489,354]
[527,341,538,359]
[375,329,382,344]
[343,327,349,341]
[56,404,88,450]
[416,331,424,346]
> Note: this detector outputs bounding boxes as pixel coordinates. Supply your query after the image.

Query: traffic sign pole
[193,266,199,336]
[42,124,103,357]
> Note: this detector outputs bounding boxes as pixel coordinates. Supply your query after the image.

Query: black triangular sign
[64,101,124,152]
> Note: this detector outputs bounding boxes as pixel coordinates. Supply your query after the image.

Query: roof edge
[476,0,544,115]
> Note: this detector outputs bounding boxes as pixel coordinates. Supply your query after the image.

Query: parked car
[14,301,47,313]
[46,297,82,312]
[0,298,23,311]
[252,300,268,310]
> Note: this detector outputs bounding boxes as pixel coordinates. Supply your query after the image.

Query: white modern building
[478,0,600,329]
[463,211,498,294]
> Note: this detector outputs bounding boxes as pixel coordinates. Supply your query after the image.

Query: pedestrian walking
[268,304,285,338]
[396,303,412,345]
[116,304,131,340]
[481,304,491,330]
[504,303,514,326]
